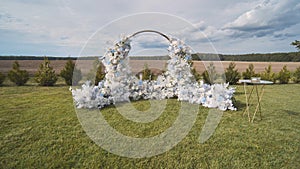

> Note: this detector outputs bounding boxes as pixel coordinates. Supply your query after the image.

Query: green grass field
[0,83,299,168]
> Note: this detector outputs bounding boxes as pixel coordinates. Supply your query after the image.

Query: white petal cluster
[72,36,236,111]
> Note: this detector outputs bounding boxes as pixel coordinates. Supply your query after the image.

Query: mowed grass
[0,84,299,168]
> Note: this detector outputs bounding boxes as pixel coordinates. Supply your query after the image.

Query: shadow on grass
[233,97,246,110]
[234,91,245,95]
[282,109,299,116]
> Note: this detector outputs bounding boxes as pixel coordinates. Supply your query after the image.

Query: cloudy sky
[0,0,299,56]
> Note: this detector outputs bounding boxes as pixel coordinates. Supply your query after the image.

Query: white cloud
[0,0,299,55]
[223,0,300,38]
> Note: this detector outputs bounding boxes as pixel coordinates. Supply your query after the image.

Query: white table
[238,79,273,122]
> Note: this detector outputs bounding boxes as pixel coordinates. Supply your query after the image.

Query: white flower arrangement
[72,32,236,111]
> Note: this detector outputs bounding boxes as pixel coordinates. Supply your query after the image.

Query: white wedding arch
[71,30,236,111]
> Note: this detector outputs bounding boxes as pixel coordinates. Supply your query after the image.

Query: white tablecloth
[238,79,273,85]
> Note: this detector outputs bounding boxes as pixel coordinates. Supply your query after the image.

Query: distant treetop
[291,40,300,51]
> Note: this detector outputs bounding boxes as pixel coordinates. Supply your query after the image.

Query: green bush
[242,64,257,79]
[60,59,82,85]
[189,61,201,82]
[35,57,58,86]
[191,67,201,82]
[202,62,218,85]
[141,64,154,80]
[86,58,106,85]
[260,64,275,82]
[277,65,291,84]
[292,66,300,83]
[8,61,29,86]
[0,72,5,85]
[136,64,155,81]
[95,62,106,85]
[225,62,241,85]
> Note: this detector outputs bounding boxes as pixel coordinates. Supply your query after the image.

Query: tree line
[191,52,300,62]
[1,58,300,86]
[0,56,78,60]
[1,51,299,62]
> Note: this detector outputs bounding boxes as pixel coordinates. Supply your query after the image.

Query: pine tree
[0,72,5,85]
[191,67,201,82]
[292,66,300,83]
[202,62,217,84]
[86,58,105,85]
[35,57,58,86]
[142,63,153,80]
[60,59,82,85]
[95,62,105,85]
[8,61,29,86]
[277,65,291,84]
[242,64,257,79]
[225,62,241,85]
[261,64,275,82]
[189,61,201,82]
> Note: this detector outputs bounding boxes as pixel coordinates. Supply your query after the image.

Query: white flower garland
[72,34,236,111]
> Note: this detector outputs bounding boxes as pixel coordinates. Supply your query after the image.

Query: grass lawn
[0,83,299,168]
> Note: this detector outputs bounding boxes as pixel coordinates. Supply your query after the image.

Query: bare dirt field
[0,60,299,76]
[0,60,68,76]
[129,60,300,74]
[193,61,300,73]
